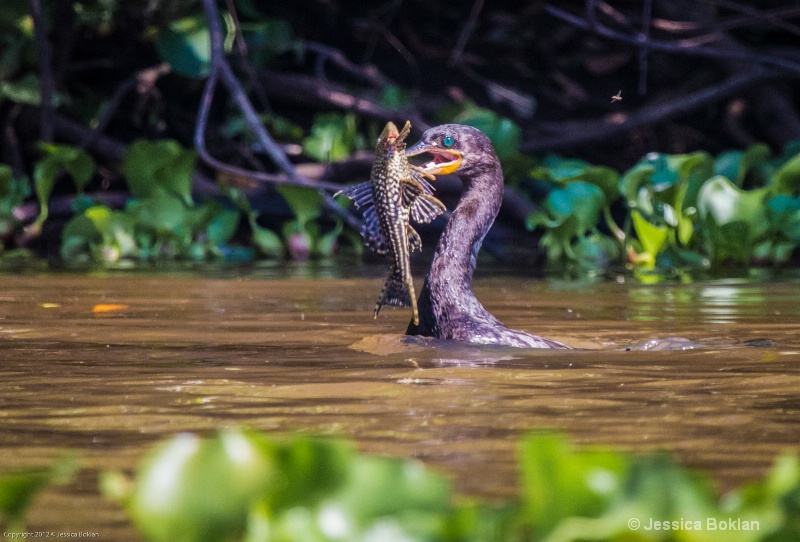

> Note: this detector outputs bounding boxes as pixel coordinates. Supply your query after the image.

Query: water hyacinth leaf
[705,219,753,264]
[0,454,77,531]
[61,214,101,261]
[122,430,276,542]
[84,205,114,241]
[765,195,800,244]
[127,191,187,238]
[546,182,604,234]
[32,156,61,224]
[251,221,284,257]
[39,144,95,193]
[123,139,196,204]
[771,152,800,194]
[538,156,620,205]
[0,164,30,216]
[268,437,353,510]
[330,454,452,531]
[576,166,619,205]
[697,176,770,242]
[155,15,210,77]
[452,105,521,162]
[540,155,591,181]
[315,221,343,257]
[632,210,669,257]
[277,185,323,228]
[519,432,627,535]
[302,113,358,162]
[714,143,770,186]
[206,208,241,247]
[619,161,655,206]
[573,233,619,270]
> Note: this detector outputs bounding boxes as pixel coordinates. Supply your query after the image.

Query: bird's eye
[442,136,454,147]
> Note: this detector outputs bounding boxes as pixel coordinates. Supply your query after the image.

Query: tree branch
[29,0,55,142]
[543,4,800,75]
[197,0,361,232]
[521,69,777,152]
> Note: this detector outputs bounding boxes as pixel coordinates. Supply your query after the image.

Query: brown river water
[1,266,799,539]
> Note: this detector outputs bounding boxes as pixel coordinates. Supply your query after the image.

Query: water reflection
[0,272,799,539]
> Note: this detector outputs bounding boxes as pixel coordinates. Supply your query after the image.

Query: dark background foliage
[2,0,800,268]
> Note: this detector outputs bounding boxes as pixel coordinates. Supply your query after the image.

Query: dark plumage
[405,124,571,349]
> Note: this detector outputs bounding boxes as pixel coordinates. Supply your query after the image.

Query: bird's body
[405,124,571,349]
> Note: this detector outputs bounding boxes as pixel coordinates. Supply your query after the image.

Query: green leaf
[206,208,241,247]
[251,221,284,257]
[302,113,358,162]
[32,156,60,225]
[315,221,343,257]
[38,143,96,193]
[124,430,277,542]
[269,437,353,510]
[772,152,800,194]
[0,165,13,198]
[0,454,77,531]
[277,185,324,228]
[0,164,29,216]
[632,209,669,257]
[240,18,303,66]
[155,15,211,78]
[61,214,100,261]
[546,182,604,233]
[697,176,770,241]
[526,183,604,263]
[714,143,770,187]
[452,104,521,162]
[379,85,413,109]
[127,191,187,238]
[519,432,627,535]
[619,161,655,206]
[0,73,42,105]
[573,232,619,270]
[122,139,196,204]
[538,156,620,205]
[331,455,452,532]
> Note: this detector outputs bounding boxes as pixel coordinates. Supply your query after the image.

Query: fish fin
[374,265,419,325]
[409,193,446,224]
[407,224,422,253]
[361,206,389,255]
[410,164,436,184]
[335,181,373,209]
[397,121,412,141]
[408,169,436,194]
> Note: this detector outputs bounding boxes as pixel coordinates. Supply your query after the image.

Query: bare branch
[257,70,431,132]
[543,4,800,75]
[521,69,776,152]
[449,0,485,67]
[29,0,55,142]
[197,0,362,232]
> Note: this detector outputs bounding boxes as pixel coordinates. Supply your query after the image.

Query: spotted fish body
[336,121,446,325]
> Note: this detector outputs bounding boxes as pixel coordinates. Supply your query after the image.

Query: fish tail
[374,264,419,325]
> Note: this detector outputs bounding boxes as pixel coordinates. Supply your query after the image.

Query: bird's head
[406,124,498,177]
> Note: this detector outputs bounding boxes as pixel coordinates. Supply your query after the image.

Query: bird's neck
[430,162,504,291]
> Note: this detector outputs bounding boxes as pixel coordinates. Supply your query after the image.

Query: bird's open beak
[406,141,463,176]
